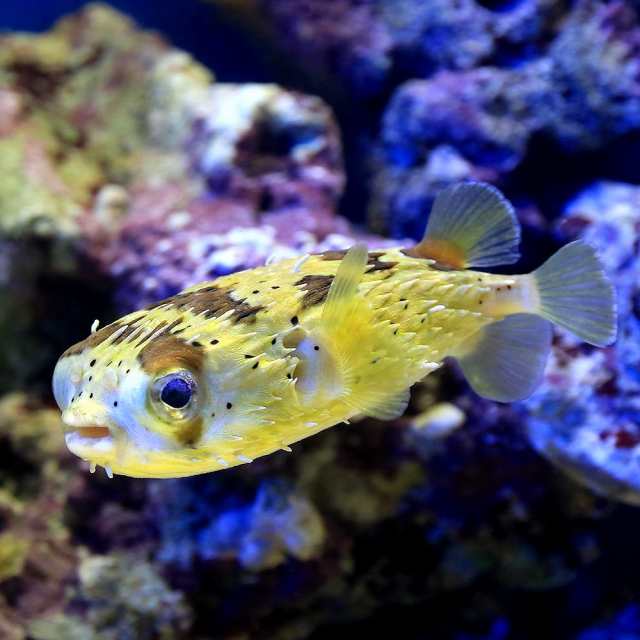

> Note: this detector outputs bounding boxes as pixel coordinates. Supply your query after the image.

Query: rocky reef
[2,2,640,639]
[525,181,640,505]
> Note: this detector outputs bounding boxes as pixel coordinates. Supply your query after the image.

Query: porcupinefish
[52,182,617,478]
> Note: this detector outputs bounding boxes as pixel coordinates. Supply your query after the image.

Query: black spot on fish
[226,402,233,410]
[291,316,299,326]
[90,359,96,367]
[211,339,219,345]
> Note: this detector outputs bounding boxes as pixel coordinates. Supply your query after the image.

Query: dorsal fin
[409,182,521,269]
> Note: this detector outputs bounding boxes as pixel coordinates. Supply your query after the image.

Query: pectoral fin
[318,245,412,420]
[322,244,368,326]
[454,314,552,402]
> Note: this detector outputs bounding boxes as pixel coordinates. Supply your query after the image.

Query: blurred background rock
[1,2,640,639]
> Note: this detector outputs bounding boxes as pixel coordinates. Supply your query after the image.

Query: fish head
[52,315,294,478]
[52,329,199,477]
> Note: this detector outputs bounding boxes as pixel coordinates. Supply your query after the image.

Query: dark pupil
[161,378,192,409]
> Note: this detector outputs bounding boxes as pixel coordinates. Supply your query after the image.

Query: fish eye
[161,377,192,408]
[150,370,198,420]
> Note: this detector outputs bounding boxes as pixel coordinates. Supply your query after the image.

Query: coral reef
[373,0,640,236]
[212,1,640,236]
[150,478,326,571]
[0,2,358,384]
[214,0,562,99]
[0,394,77,639]
[30,554,193,640]
[1,2,640,639]
[524,181,640,505]
[0,4,341,238]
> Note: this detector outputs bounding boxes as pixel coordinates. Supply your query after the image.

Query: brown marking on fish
[61,322,125,358]
[319,249,349,261]
[365,252,398,273]
[138,335,204,374]
[177,416,204,448]
[295,274,334,308]
[319,249,397,273]
[111,322,145,345]
[146,286,262,322]
[134,321,168,348]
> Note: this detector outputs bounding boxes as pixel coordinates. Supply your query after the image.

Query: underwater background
[1,0,640,638]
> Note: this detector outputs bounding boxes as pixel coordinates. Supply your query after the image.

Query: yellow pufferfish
[52,182,617,479]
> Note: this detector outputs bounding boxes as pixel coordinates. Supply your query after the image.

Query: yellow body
[52,181,615,478]
[53,248,529,478]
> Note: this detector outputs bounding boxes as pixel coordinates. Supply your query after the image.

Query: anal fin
[454,314,552,402]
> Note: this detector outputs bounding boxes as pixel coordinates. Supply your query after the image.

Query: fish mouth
[74,425,111,438]
[64,424,115,453]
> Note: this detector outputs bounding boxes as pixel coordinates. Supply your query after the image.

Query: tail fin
[533,241,616,347]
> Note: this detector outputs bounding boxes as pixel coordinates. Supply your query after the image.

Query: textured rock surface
[0,394,77,640]
[524,182,640,505]
[214,0,562,99]
[373,0,640,237]
[0,4,343,238]
[212,0,640,237]
[0,3,370,386]
[2,2,640,640]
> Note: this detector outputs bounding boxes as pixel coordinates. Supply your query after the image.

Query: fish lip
[64,425,115,453]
